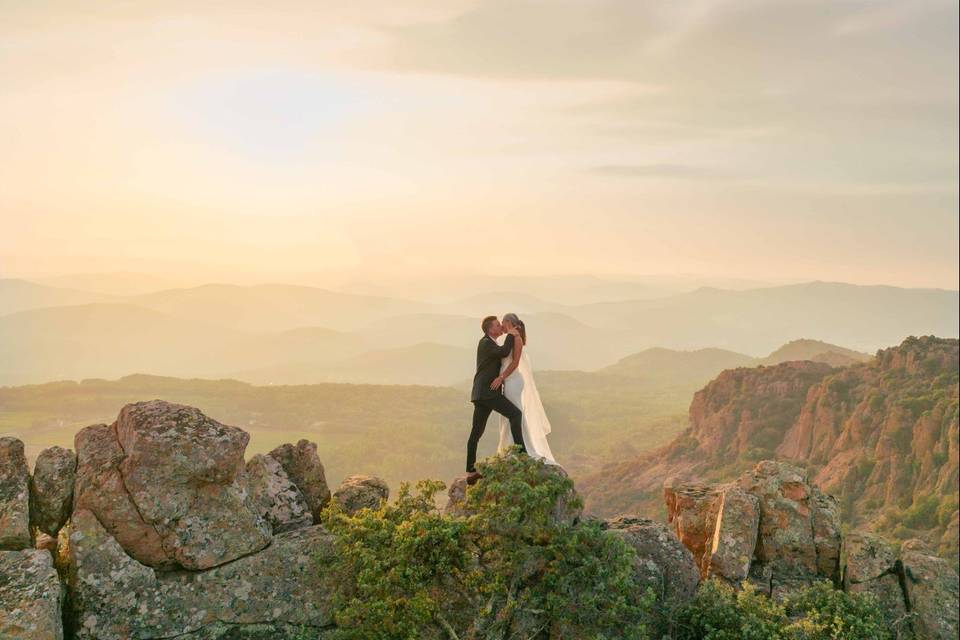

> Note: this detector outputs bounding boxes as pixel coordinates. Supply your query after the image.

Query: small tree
[323,452,654,639]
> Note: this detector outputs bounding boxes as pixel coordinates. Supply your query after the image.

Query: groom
[466,315,526,483]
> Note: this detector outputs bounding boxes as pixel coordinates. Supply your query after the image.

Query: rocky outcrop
[269,440,331,523]
[842,532,912,636]
[66,509,336,640]
[0,437,31,550]
[246,454,312,533]
[901,539,960,640]
[603,515,699,604]
[115,401,271,569]
[0,549,64,639]
[333,475,389,514]
[665,461,841,597]
[29,446,76,536]
[74,401,272,570]
[581,337,959,555]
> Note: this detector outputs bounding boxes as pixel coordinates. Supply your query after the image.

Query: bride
[494,313,558,465]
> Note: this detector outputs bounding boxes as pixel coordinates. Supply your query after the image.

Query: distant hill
[601,347,755,384]
[232,342,473,386]
[563,282,958,355]
[0,303,239,384]
[760,339,872,366]
[131,283,425,332]
[0,279,111,315]
[579,336,959,555]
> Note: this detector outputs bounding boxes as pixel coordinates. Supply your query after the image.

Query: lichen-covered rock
[444,476,469,517]
[900,539,959,640]
[73,422,171,568]
[666,461,842,597]
[604,515,699,604]
[333,475,389,515]
[707,486,759,583]
[842,532,911,637]
[246,454,312,533]
[0,437,31,550]
[66,509,336,640]
[0,549,64,639]
[269,440,331,523]
[115,401,271,570]
[29,446,76,536]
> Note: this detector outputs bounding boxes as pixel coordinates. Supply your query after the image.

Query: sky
[1,0,958,289]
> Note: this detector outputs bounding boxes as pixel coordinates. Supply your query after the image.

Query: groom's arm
[492,333,515,358]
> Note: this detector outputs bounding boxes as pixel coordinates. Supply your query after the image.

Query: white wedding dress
[496,335,558,465]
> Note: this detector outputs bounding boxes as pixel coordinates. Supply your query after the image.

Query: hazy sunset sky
[2,0,957,288]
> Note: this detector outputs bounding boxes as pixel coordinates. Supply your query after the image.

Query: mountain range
[0,277,955,386]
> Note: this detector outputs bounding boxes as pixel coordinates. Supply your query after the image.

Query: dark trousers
[467,395,525,473]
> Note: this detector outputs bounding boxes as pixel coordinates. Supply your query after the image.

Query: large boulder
[604,515,699,604]
[0,437,31,550]
[269,440,331,523]
[66,509,336,640]
[900,539,959,640]
[842,532,911,637]
[73,402,272,570]
[665,461,841,597]
[29,446,77,536]
[0,549,64,639]
[246,454,312,534]
[333,475,389,515]
[736,461,841,595]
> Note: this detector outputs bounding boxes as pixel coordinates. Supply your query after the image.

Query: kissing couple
[465,313,557,484]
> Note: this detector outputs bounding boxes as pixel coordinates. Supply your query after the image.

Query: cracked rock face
[246,454,313,534]
[268,440,331,523]
[73,401,271,570]
[901,539,960,640]
[333,475,389,515]
[30,446,76,537]
[66,509,336,640]
[0,548,64,640]
[0,437,31,550]
[842,532,911,636]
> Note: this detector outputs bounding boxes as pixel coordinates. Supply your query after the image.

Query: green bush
[672,580,891,640]
[322,452,654,639]
[901,494,940,529]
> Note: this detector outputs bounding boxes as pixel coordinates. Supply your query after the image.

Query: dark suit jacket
[471,334,515,402]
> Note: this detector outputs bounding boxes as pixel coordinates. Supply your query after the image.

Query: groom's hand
[490,375,504,390]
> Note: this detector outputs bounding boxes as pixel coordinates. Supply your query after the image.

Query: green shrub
[901,494,940,529]
[672,580,891,640]
[323,452,654,639]
[784,581,891,640]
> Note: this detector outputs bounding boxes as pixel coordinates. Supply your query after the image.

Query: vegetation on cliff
[323,453,655,639]
[580,336,959,555]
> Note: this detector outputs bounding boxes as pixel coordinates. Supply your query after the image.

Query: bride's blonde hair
[502,313,527,344]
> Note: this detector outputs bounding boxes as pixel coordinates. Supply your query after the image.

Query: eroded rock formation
[665,460,841,597]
